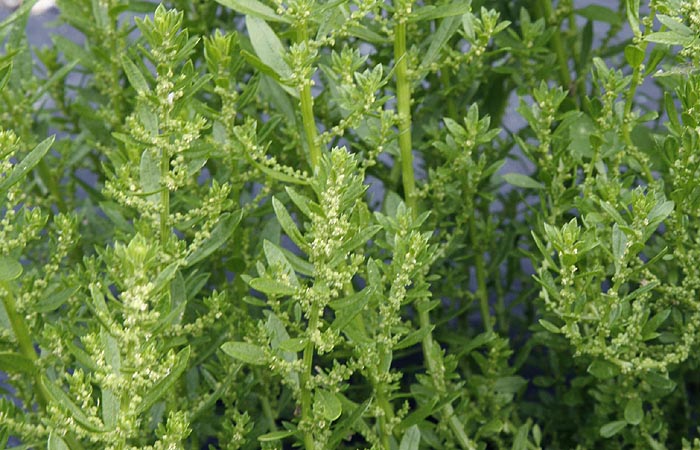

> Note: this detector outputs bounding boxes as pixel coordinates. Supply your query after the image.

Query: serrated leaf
[624,397,643,425]
[135,346,190,414]
[600,420,626,438]
[0,135,54,196]
[214,0,290,23]
[0,257,22,282]
[399,425,421,450]
[502,173,544,189]
[221,341,266,365]
[185,211,242,266]
[315,389,342,421]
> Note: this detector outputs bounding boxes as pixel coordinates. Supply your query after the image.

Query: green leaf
[48,432,70,450]
[624,45,645,68]
[327,398,371,448]
[245,16,293,83]
[34,287,78,313]
[600,420,626,438]
[624,397,643,425]
[0,61,12,91]
[120,55,149,93]
[214,0,291,23]
[399,425,421,450]
[575,5,621,25]
[394,326,435,350]
[258,430,297,442]
[185,211,242,266]
[263,240,299,286]
[587,359,620,380]
[493,376,528,394]
[41,376,107,432]
[625,0,640,33]
[278,337,306,352]
[135,346,190,414]
[315,389,342,421]
[642,309,670,341]
[0,135,55,196]
[502,173,544,189]
[140,149,161,203]
[539,319,561,334]
[221,341,266,365]
[272,197,306,250]
[249,277,297,296]
[0,257,22,282]
[612,224,627,273]
[0,352,34,374]
[410,0,471,22]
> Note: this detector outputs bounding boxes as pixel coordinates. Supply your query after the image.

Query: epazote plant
[2,0,700,448]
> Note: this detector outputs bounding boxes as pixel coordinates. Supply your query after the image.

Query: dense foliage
[2,0,700,448]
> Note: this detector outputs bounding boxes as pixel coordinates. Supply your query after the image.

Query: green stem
[418,305,475,450]
[37,159,67,213]
[300,303,320,450]
[394,20,416,213]
[160,147,170,250]
[376,386,393,449]
[539,0,571,89]
[296,25,320,169]
[470,214,492,332]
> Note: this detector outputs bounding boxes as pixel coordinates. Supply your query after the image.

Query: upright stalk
[160,147,170,249]
[538,0,571,90]
[296,25,321,169]
[394,19,416,212]
[393,7,474,448]
[300,303,320,450]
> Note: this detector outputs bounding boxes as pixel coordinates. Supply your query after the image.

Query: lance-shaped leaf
[0,136,54,196]
[135,346,191,414]
[185,211,242,266]
[214,0,290,23]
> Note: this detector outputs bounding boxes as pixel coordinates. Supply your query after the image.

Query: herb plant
[1,0,700,448]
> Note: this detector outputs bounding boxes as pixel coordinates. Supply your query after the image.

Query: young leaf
[120,55,149,94]
[502,173,544,189]
[135,346,191,414]
[0,135,55,196]
[399,425,421,450]
[47,432,70,450]
[221,341,267,365]
[624,397,643,425]
[0,352,34,374]
[272,197,307,250]
[258,430,297,442]
[600,420,626,438]
[314,389,342,421]
[41,376,107,432]
[214,0,291,23]
[0,257,22,282]
[185,211,242,266]
[245,16,293,84]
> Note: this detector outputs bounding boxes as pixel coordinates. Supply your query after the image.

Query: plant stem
[470,214,492,332]
[539,0,571,90]
[300,303,320,450]
[296,25,320,169]
[394,20,416,213]
[160,147,170,250]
